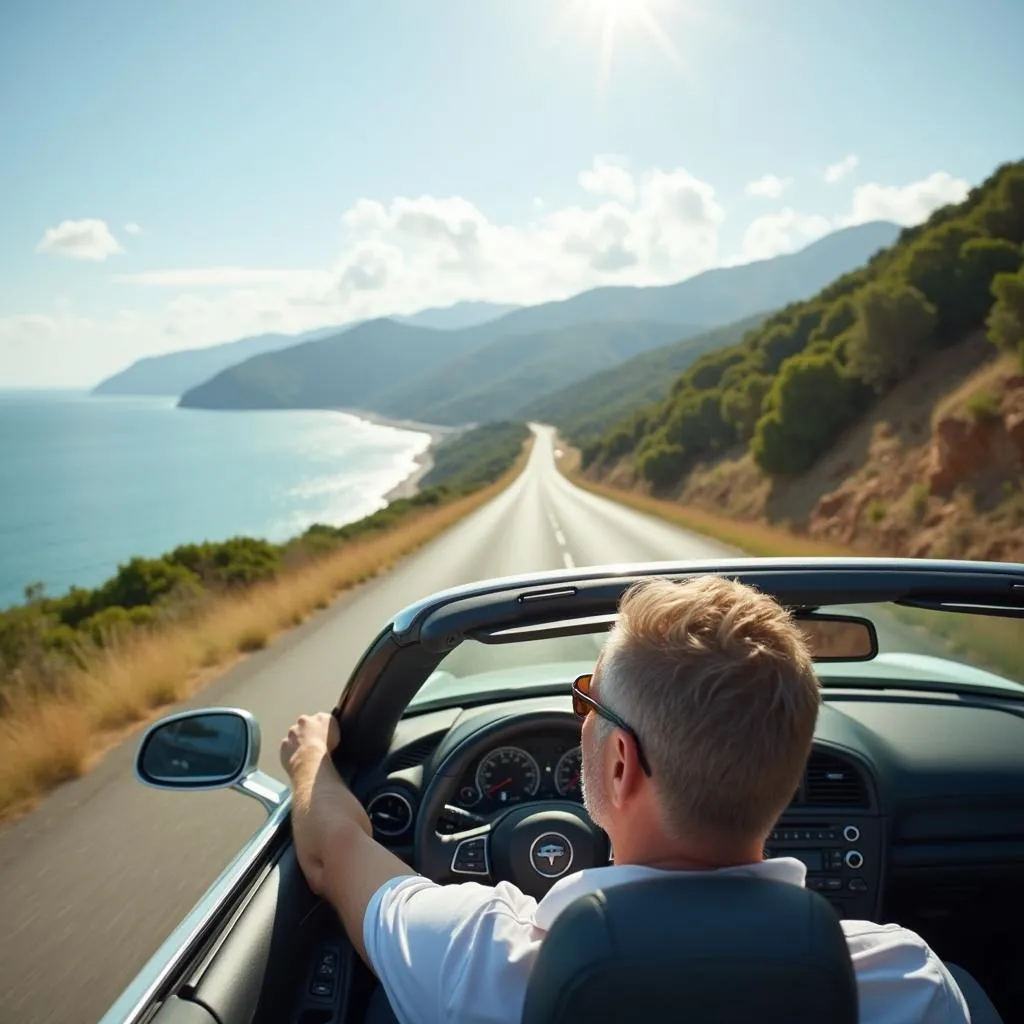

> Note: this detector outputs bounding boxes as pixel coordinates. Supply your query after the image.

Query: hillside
[91,302,513,397]
[178,318,493,410]
[522,313,767,441]
[581,160,1024,561]
[372,321,693,425]
[178,222,896,418]
[92,326,344,396]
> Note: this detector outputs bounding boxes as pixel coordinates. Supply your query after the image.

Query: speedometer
[555,746,583,799]
[475,747,540,805]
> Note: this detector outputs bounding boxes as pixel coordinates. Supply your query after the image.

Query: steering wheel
[414,710,610,899]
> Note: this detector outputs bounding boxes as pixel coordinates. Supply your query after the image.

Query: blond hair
[598,576,820,845]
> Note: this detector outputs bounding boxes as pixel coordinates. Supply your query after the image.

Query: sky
[1,0,1022,387]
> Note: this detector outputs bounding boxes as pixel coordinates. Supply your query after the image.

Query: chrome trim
[235,769,289,813]
[366,790,414,837]
[529,830,574,879]
[97,795,291,1024]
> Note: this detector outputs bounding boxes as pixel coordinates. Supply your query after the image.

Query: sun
[572,0,685,93]
[589,0,652,28]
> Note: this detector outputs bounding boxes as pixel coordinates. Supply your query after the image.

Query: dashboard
[353,686,1024,928]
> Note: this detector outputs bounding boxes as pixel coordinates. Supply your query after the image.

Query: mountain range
[97,221,901,430]
[92,300,519,397]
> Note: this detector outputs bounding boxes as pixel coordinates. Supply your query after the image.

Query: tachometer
[475,746,540,805]
[555,746,583,800]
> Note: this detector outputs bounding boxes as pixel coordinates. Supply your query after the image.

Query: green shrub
[636,439,688,489]
[987,265,1024,357]
[966,390,1001,423]
[910,484,929,520]
[752,354,869,475]
[847,281,938,391]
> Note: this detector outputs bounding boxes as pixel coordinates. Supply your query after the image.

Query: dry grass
[0,460,526,823]
[570,474,854,558]
[932,352,1018,426]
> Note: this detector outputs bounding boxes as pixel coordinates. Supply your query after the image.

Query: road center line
[554,529,566,545]
[562,551,575,569]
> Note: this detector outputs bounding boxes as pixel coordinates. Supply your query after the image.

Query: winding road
[0,425,936,1023]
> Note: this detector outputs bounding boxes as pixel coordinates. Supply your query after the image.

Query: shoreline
[337,407,465,503]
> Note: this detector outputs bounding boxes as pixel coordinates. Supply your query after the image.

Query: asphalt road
[0,425,934,1023]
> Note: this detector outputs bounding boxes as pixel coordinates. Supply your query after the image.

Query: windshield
[410,604,1024,709]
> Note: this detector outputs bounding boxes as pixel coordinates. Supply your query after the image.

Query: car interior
[110,560,1024,1024]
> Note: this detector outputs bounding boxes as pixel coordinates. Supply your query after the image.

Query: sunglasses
[571,673,652,777]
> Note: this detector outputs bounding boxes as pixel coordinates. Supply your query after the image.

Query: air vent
[804,752,869,808]
[386,734,444,771]
[367,791,414,838]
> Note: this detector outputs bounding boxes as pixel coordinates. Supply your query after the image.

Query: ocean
[0,391,431,609]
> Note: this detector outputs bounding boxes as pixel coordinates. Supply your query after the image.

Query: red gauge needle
[488,777,513,795]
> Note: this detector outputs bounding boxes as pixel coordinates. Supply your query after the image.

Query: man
[281,576,970,1024]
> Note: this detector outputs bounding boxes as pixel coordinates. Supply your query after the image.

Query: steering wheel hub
[490,803,605,896]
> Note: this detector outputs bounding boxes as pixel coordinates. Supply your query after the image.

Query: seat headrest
[521,874,858,1024]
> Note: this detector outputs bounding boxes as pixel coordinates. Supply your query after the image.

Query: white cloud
[824,154,859,184]
[741,208,832,261]
[738,168,971,262]
[579,155,636,205]
[745,174,792,199]
[36,219,123,261]
[532,197,545,211]
[842,171,970,227]
[124,222,142,235]
[5,159,976,386]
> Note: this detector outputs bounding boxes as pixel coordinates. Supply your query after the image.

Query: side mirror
[136,708,288,814]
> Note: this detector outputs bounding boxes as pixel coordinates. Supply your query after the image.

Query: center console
[765,814,884,921]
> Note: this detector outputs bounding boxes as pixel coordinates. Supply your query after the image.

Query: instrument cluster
[452,731,583,814]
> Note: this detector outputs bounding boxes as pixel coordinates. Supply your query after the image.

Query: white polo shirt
[363,857,969,1024]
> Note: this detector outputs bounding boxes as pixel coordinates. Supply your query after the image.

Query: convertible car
[100,558,1024,1024]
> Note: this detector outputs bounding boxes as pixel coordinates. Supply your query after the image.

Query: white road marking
[562,551,575,569]
[554,529,566,545]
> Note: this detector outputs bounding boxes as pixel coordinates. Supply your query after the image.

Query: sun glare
[573,0,685,94]
[591,0,651,28]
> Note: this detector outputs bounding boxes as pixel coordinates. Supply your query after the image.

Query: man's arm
[280,713,416,965]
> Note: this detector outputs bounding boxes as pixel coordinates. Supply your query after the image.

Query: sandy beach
[337,407,463,502]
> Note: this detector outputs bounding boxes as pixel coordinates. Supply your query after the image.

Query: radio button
[845,850,864,870]
[848,878,868,892]
[843,825,860,842]
[825,878,843,891]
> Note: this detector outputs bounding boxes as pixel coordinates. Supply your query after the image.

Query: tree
[970,164,1024,244]
[685,349,747,391]
[721,374,771,442]
[987,265,1024,364]
[955,238,1023,331]
[752,354,869,475]
[636,438,688,489]
[757,324,805,374]
[810,297,857,346]
[662,391,733,453]
[847,281,937,391]
[901,221,983,336]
